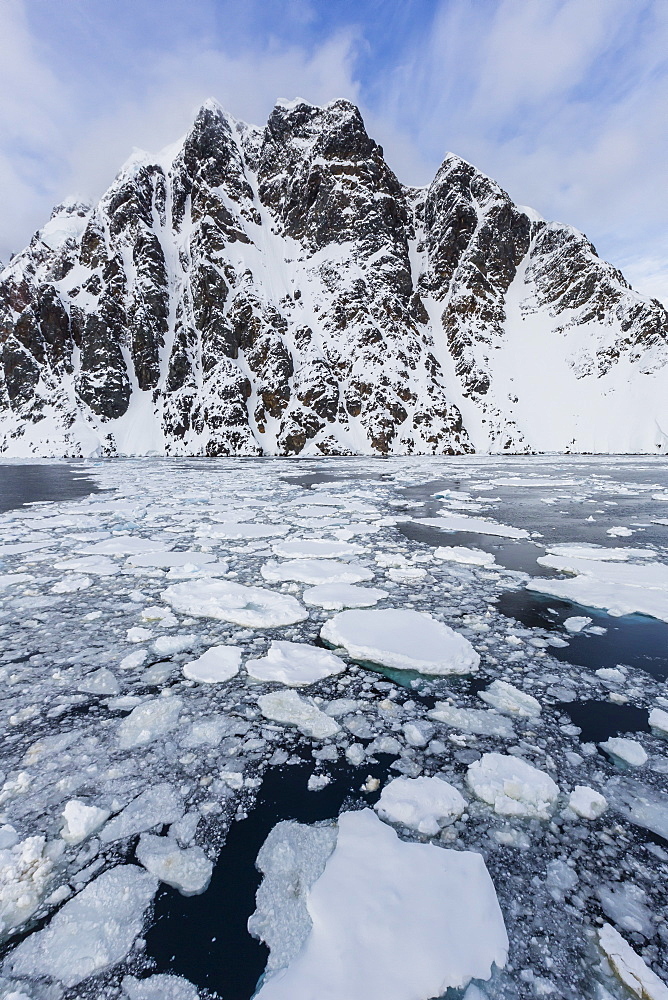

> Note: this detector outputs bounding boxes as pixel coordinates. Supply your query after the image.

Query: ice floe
[253,809,508,1000]
[162,579,308,627]
[118,696,183,748]
[0,834,52,939]
[261,558,373,585]
[529,555,668,621]
[246,641,346,686]
[466,753,560,819]
[100,784,183,843]
[598,923,668,1000]
[478,680,542,718]
[182,645,242,683]
[136,834,212,895]
[434,546,496,566]
[600,737,648,767]
[412,512,529,538]
[257,690,340,739]
[61,800,110,844]
[122,974,200,1000]
[271,538,363,559]
[320,609,480,675]
[301,583,387,610]
[375,776,466,835]
[567,786,607,819]
[428,703,516,738]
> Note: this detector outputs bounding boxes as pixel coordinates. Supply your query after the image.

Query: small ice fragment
[61,800,110,844]
[127,626,154,643]
[649,707,668,737]
[321,609,480,676]
[122,974,200,1000]
[433,546,496,567]
[100,784,183,843]
[118,696,183,748]
[136,834,212,896]
[478,680,541,718]
[246,641,346,686]
[375,776,466,835]
[402,721,434,747]
[182,645,241,683]
[563,616,592,633]
[7,866,158,987]
[258,690,340,740]
[600,738,648,767]
[598,922,668,1000]
[78,667,120,696]
[466,753,559,819]
[262,559,373,585]
[307,774,331,792]
[607,526,634,537]
[119,649,148,671]
[302,583,388,610]
[346,743,366,765]
[152,634,197,655]
[568,786,607,819]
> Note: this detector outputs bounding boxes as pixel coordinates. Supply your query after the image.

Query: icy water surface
[0,456,667,1000]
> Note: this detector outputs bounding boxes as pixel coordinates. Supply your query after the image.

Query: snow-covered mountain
[1,97,667,457]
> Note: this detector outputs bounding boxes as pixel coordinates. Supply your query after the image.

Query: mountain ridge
[1,97,667,457]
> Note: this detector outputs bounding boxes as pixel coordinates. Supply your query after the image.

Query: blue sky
[2,0,667,303]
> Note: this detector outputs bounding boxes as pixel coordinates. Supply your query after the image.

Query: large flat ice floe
[261,558,373,585]
[321,609,480,675]
[182,645,242,683]
[246,641,346,685]
[412,513,529,538]
[302,582,388,610]
[253,809,508,1000]
[466,753,560,820]
[162,579,308,627]
[528,555,668,622]
[7,865,158,987]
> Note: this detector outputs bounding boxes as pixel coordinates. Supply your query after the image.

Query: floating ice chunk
[7,865,158,987]
[478,680,541,719]
[402,720,434,747]
[307,774,332,791]
[205,522,290,539]
[272,538,363,559]
[387,566,427,583]
[182,645,241,683]
[568,786,607,819]
[248,819,338,976]
[136,834,212,896]
[428,703,515,738]
[546,544,654,561]
[375,776,466,835]
[434,546,496,567]
[649,707,668,737]
[607,526,634,537]
[598,883,654,937]
[596,667,625,683]
[606,777,668,839]
[152,634,197,656]
[141,605,177,623]
[253,809,507,1000]
[127,626,154,643]
[258,690,340,740]
[122,974,200,1000]
[120,649,148,670]
[466,753,559,819]
[246,641,346,686]
[302,583,388,610]
[346,744,366,765]
[0,573,34,589]
[412,513,529,538]
[52,574,92,593]
[261,558,373,585]
[321,609,480,676]
[563,616,592,632]
[162,579,307,627]
[598,923,668,1000]
[0,835,52,938]
[61,800,110,844]
[118,697,183,749]
[528,556,668,622]
[367,735,402,756]
[128,551,218,568]
[100,784,183,843]
[78,667,120,695]
[54,555,119,575]
[78,536,170,556]
[600,737,648,767]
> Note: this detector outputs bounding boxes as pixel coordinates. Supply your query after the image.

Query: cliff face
[1,98,667,457]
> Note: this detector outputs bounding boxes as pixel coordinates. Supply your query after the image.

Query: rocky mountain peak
[0,98,666,457]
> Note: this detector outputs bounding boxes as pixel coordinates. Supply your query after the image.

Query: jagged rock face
[1,98,667,457]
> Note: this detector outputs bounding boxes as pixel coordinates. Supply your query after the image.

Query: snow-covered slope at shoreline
[1,97,667,457]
